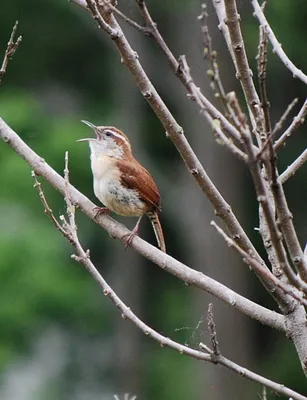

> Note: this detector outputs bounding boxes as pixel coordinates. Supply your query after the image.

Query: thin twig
[262,386,267,400]
[272,97,298,137]
[207,303,220,359]
[280,149,307,185]
[274,99,307,150]
[31,160,307,400]
[0,21,22,85]
[100,0,151,35]
[258,95,299,159]
[198,4,230,117]
[85,0,120,39]
[32,172,66,233]
[255,26,298,289]
[251,0,307,85]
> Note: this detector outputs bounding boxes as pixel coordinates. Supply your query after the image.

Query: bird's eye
[105,130,114,137]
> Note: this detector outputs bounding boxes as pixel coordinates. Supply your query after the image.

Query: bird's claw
[93,206,110,220]
[122,231,139,250]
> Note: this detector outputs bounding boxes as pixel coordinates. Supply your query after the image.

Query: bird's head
[78,120,132,159]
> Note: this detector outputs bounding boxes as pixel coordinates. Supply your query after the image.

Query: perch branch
[0,118,285,332]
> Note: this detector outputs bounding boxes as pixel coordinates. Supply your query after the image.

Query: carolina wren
[78,120,166,252]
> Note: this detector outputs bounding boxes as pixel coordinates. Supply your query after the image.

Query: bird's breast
[91,155,146,216]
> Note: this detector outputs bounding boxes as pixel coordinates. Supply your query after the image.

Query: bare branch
[85,0,120,38]
[69,0,87,8]
[198,4,230,117]
[211,0,235,67]
[207,303,220,358]
[257,26,271,139]
[32,171,69,237]
[272,97,298,137]
[0,21,22,85]
[223,0,264,140]
[0,118,285,331]
[251,0,307,85]
[280,149,307,185]
[261,386,267,400]
[274,99,307,150]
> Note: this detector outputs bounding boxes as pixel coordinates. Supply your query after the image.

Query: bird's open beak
[77,120,99,142]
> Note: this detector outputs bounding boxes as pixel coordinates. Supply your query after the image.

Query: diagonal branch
[274,99,307,150]
[0,21,22,85]
[280,149,307,185]
[272,97,298,137]
[251,0,307,85]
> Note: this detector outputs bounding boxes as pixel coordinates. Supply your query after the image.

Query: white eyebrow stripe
[106,129,130,148]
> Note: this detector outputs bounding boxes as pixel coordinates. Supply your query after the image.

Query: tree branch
[251,0,307,85]
[280,149,307,184]
[220,0,264,141]
[272,97,298,137]
[0,21,22,85]
[274,99,307,150]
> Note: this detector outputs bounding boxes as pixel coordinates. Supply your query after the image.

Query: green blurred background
[1,1,307,399]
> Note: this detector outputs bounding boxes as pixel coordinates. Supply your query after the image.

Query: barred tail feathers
[147,211,166,253]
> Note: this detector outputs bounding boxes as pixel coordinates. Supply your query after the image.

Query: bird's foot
[122,229,139,250]
[93,206,110,220]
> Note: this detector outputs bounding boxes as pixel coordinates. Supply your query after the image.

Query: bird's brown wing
[117,158,161,211]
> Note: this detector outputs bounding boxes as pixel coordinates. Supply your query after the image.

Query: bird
[78,120,166,252]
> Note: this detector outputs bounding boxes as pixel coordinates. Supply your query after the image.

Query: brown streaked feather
[117,158,161,211]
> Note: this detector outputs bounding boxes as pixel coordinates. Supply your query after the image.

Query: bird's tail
[147,211,166,253]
